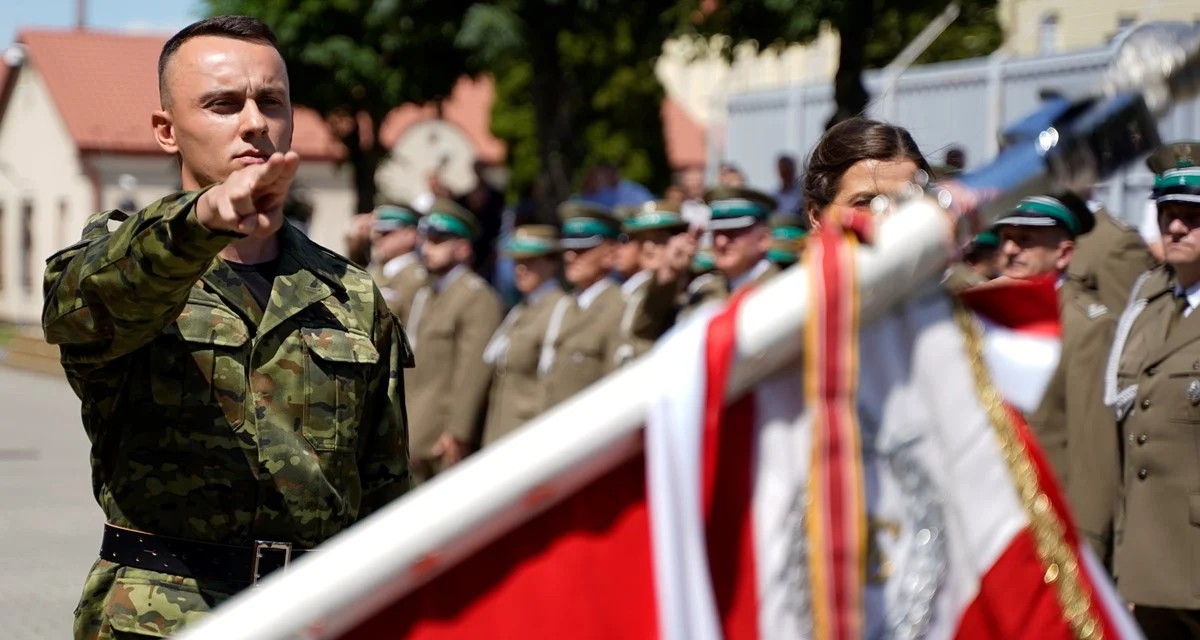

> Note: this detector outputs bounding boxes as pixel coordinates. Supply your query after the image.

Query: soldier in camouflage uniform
[42,17,410,639]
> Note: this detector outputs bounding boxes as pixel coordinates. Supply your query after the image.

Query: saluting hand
[657,228,700,285]
[197,151,301,238]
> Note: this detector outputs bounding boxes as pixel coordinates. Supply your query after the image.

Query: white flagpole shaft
[175,196,955,640]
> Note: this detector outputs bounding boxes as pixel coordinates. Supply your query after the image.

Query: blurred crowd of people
[347,115,1200,636]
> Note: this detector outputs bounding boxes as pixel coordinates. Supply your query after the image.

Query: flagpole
[176,22,1200,640]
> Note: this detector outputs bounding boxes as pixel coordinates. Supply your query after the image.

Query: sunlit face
[564,243,615,288]
[712,224,770,278]
[374,227,418,262]
[419,232,470,274]
[810,158,919,227]
[614,237,641,278]
[153,36,293,190]
[514,256,559,295]
[997,226,1073,279]
[1160,202,1200,268]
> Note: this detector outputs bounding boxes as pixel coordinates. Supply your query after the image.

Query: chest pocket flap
[301,328,380,452]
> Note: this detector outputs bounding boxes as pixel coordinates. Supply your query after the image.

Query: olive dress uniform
[541,202,626,409]
[1107,167,1200,635]
[615,201,690,367]
[482,226,566,445]
[370,204,429,323]
[405,200,503,480]
[639,187,780,331]
[1068,208,1156,313]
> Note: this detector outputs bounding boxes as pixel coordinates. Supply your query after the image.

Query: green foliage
[461,1,677,202]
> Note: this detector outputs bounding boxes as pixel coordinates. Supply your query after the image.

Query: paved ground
[0,366,102,639]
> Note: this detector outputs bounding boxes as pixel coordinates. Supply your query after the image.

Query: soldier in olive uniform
[612,204,643,283]
[482,225,566,445]
[42,17,411,639]
[990,197,1121,564]
[370,203,428,323]
[767,211,808,268]
[405,199,503,481]
[614,200,690,367]
[1107,166,1200,636]
[1068,205,1156,314]
[639,187,779,332]
[541,202,625,409]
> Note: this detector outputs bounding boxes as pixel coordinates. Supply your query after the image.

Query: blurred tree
[205,0,474,212]
[691,0,1002,130]
[458,2,680,220]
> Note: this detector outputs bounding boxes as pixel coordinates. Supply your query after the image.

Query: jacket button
[1138,468,1148,480]
[1141,398,1152,410]
[1137,434,1148,446]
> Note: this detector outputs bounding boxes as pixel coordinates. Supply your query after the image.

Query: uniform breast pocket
[1166,371,1200,423]
[302,328,380,452]
[150,304,249,426]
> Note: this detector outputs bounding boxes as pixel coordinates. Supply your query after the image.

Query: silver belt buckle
[251,541,293,585]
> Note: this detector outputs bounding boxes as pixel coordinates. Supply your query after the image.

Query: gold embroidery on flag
[953,303,1103,640]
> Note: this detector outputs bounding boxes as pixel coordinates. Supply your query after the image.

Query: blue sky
[2,0,202,43]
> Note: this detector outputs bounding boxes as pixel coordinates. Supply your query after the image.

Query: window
[20,199,32,294]
[1038,13,1059,55]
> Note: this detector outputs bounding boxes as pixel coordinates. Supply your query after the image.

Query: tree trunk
[341,118,385,214]
[529,40,575,225]
[828,0,876,130]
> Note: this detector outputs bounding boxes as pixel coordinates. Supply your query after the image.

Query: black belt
[100,523,309,585]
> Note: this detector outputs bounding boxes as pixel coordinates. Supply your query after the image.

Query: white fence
[720,46,1200,223]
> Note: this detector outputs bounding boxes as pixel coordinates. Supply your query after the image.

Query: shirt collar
[621,270,653,298]
[435,264,468,293]
[382,253,417,280]
[1175,280,1200,311]
[527,279,561,305]
[577,278,613,310]
[729,259,772,292]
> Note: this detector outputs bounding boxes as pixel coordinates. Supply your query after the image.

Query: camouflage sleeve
[42,188,235,362]
[444,290,503,446]
[358,290,414,517]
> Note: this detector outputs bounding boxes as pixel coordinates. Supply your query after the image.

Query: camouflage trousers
[74,559,243,639]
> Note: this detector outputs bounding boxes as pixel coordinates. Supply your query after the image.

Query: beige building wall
[656,28,841,127]
[0,65,92,324]
[999,0,1200,56]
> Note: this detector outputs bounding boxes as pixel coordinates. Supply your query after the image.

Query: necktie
[1168,293,1189,337]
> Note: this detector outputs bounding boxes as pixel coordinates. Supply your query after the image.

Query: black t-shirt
[226,258,280,311]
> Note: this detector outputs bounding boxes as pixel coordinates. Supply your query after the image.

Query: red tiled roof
[379,76,506,164]
[662,97,707,169]
[12,29,344,161]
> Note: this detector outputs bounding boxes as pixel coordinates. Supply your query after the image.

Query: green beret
[420,198,480,240]
[373,203,420,232]
[1147,141,1199,175]
[558,200,622,249]
[623,200,688,235]
[503,225,561,259]
[995,195,1095,238]
[1153,166,1200,206]
[705,186,777,231]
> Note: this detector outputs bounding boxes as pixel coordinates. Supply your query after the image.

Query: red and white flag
[180,233,1140,640]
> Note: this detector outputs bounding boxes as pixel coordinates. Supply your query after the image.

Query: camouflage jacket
[44,190,412,636]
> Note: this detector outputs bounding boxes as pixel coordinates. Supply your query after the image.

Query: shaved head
[158,15,279,108]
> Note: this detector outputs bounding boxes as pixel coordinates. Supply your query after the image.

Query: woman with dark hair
[803,117,932,228]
